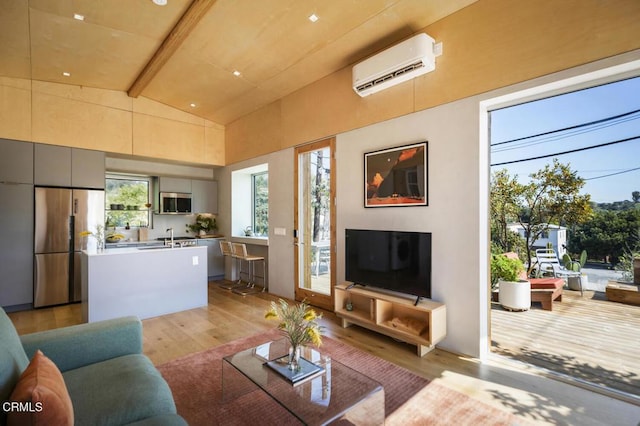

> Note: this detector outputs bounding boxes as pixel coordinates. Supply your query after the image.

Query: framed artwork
[364,141,428,208]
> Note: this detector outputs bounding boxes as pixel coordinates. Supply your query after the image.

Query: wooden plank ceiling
[0,0,477,125]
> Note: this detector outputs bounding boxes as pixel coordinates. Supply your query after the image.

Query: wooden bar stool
[217,240,244,290]
[231,243,267,295]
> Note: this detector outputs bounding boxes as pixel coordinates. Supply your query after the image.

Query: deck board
[492,288,640,396]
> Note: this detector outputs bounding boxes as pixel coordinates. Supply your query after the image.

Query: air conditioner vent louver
[355,61,425,94]
[352,33,436,97]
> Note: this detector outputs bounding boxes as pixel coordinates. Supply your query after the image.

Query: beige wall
[225,0,640,164]
[3,0,637,167]
[0,78,225,166]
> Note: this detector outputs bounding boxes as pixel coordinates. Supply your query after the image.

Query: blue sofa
[0,308,186,425]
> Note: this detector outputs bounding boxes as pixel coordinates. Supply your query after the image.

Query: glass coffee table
[222,338,384,425]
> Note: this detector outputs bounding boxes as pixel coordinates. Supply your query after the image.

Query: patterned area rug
[158,330,525,425]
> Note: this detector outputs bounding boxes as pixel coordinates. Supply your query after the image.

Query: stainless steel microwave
[159,192,192,214]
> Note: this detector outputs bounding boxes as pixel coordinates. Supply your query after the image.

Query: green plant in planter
[562,250,587,272]
[186,214,217,235]
[490,254,525,290]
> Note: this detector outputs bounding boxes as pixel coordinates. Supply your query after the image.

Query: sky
[490,76,640,203]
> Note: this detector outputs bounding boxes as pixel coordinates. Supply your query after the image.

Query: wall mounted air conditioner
[352,33,437,97]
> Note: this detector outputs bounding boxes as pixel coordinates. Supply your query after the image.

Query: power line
[490,135,640,166]
[492,113,640,153]
[491,107,640,147]
[584,165,640,180]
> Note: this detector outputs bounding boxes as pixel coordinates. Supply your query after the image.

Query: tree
[490,169,523,253]
[491,159,593,271]
[568,208,640,264]
[105,179,149,227]
[253,173,269,236]
[595,199,635,211]
[633,191,640,203]
[310,150,330,242]
[312,150,324,242]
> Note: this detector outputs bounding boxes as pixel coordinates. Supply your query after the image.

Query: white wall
[219,148,295,299]
[337,99,482,356]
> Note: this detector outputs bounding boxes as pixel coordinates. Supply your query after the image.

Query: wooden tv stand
[334,283,446,356]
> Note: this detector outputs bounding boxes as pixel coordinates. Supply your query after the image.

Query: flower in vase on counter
[265,299,324,349]
[79,224,105,249]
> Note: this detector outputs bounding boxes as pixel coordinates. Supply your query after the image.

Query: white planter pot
[568,275,586,291]
[499,279,531,311]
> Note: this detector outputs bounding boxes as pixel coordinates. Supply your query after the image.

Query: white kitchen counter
[81,246,208,322]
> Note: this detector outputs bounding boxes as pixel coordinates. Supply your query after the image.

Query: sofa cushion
[7,350,74,426]
[530,278,564,290]
[62,354,177,426]
[20,316,143,373]
[0,308,30,424]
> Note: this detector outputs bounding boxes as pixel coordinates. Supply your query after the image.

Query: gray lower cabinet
[0,183,34,309]
[197,239,225,279]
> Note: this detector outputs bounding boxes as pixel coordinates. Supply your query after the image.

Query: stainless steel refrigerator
[34,187,104,308]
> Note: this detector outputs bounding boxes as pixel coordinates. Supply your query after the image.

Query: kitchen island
[81,245,208,323]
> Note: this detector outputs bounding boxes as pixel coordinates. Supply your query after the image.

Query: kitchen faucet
[166,228,174,248]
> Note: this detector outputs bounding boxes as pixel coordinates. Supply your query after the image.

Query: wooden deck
[491,288,640,396]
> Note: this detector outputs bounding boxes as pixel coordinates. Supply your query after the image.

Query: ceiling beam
[127,0,216,98]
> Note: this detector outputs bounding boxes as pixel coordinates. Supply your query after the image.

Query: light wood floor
[8,282,640,425]
[492,288,640,396]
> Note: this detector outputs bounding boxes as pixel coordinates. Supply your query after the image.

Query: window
[105,175,151,228]
[252,171,269,236]
[231,163,268,238]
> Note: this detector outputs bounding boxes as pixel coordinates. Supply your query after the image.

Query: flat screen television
[345,229,432,303]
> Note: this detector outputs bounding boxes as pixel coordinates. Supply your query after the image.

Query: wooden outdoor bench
[529,278,564,311]
[606,282,640,306]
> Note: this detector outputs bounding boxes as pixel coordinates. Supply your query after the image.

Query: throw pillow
[7,350,74,426]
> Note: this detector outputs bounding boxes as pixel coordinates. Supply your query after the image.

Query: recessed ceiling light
[233,70,241,77]
[189,103,196,108]
[62,72,71,77]
[152,0,168,5]
[73,13,85,21]
[308,14,319,23]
